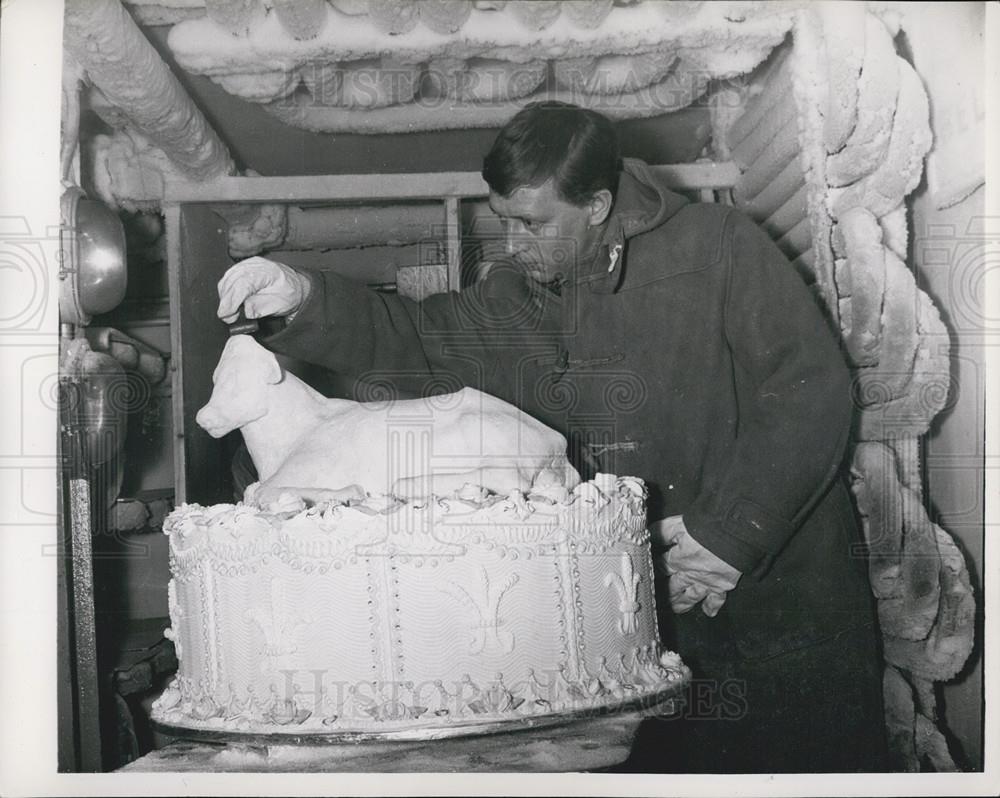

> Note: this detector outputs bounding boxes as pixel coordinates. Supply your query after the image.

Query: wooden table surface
[119,708,658,773]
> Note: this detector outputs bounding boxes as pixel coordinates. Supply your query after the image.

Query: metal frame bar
[58,385,104,771]
[163,163,740,204]
[444,197,462,292]
[163,204,187,499]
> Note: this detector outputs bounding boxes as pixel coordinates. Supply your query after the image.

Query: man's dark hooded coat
[267,158,886,771]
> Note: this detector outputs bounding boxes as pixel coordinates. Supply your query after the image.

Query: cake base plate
[150,682,685,746]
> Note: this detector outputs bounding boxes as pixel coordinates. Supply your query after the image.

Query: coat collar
[571,158,691,294]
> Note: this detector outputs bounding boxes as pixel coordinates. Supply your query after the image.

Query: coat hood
[576,157,692,292]
[614,157,692,238]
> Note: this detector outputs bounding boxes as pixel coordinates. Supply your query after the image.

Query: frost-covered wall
[711,3,978,771]
[900,1,986,771]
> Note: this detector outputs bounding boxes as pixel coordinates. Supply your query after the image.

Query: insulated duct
[64,0,235,181]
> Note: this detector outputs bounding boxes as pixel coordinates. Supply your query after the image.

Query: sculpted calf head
[195,335,282,438]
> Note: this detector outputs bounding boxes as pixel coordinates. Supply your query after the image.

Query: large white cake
[151,474,688,736]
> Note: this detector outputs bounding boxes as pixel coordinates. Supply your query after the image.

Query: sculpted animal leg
[297,485,366,504]
[251,482,366,508]
[392,466,529,500]
[532,457,581,489]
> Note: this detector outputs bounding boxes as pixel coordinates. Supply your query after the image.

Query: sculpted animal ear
[263,350,283,384]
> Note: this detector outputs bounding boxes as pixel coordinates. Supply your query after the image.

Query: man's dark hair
[482,101,621,206]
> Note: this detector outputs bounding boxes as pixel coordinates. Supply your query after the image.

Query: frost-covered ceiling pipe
[223,203,457,257]
[285,205,447,250]
[64,0,234,180]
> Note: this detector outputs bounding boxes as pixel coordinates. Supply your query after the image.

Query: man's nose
[504,220,528,255]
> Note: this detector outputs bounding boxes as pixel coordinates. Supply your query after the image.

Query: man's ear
[587,189,614,227]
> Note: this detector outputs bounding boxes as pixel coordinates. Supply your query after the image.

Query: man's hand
[649,515,742,617]
[217,256,312,324]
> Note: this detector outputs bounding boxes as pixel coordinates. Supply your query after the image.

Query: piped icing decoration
[571,480,610,509]
[592,472,619,496]
[616,475,647,501]
[153,474,686,733]
[604,551,642,635]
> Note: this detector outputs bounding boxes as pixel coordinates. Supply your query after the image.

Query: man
[216,102,887,772]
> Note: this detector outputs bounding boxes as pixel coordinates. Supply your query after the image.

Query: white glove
[650,515,742,617]
[217,256,312,324]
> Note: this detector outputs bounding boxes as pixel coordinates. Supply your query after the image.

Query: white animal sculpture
[195,335,580,506]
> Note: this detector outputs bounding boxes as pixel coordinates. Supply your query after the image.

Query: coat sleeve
[262,261,552,400]
[682,210,853,577]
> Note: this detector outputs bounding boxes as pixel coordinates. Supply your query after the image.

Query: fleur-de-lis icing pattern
[440,566,520,654]
[246,578,311,671]
[604,551,642,634]
[155,475,691,734]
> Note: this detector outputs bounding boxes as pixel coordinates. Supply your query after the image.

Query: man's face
[488,180,603,286]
